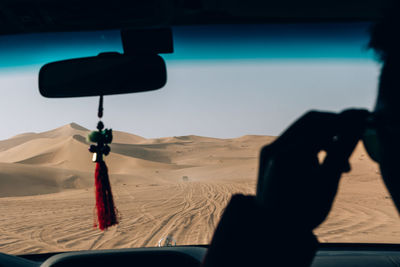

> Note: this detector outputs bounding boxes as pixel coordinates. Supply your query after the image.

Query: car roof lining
[0,0,392,35]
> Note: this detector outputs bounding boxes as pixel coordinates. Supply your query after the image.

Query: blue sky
[0,24,382,140]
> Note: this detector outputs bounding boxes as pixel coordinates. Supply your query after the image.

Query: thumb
[311,109,369,228]
[322,109,370,175]
[311,110,370,228]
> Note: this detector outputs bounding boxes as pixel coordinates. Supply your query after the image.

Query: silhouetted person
[202,2,400,266]
[366,1,400,214]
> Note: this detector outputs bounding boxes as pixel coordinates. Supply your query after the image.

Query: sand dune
[0,123,399,255]
[0,162,93,197]
[112,130,146,144]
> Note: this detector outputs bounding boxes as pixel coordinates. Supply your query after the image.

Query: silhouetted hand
[202,109,370,267]
[256,109,370,231]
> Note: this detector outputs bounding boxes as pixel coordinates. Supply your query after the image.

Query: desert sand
[0,123,398,255]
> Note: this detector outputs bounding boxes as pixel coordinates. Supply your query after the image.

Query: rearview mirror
[39,52,166,98]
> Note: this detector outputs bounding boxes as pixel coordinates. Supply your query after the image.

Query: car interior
[0,0,399,266]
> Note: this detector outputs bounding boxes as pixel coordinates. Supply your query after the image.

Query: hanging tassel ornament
[88,95,118,230]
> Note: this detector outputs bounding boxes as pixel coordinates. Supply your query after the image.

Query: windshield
[0,23,395,255]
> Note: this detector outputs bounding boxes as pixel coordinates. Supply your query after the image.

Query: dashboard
[2,244,400,267]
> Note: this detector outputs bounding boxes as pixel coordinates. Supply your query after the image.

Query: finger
[256,144,320,209]
[312,109,370,227]
[256,145,275,205]
[257,111,339,206]
[322,109,370,175]
[271,111,340,154]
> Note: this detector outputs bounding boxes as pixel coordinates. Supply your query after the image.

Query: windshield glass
[0,23,395,255]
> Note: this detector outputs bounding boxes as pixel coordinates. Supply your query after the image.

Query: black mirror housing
[39,52,167,98]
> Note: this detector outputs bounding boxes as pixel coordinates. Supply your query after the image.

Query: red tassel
[94,161,118,230]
